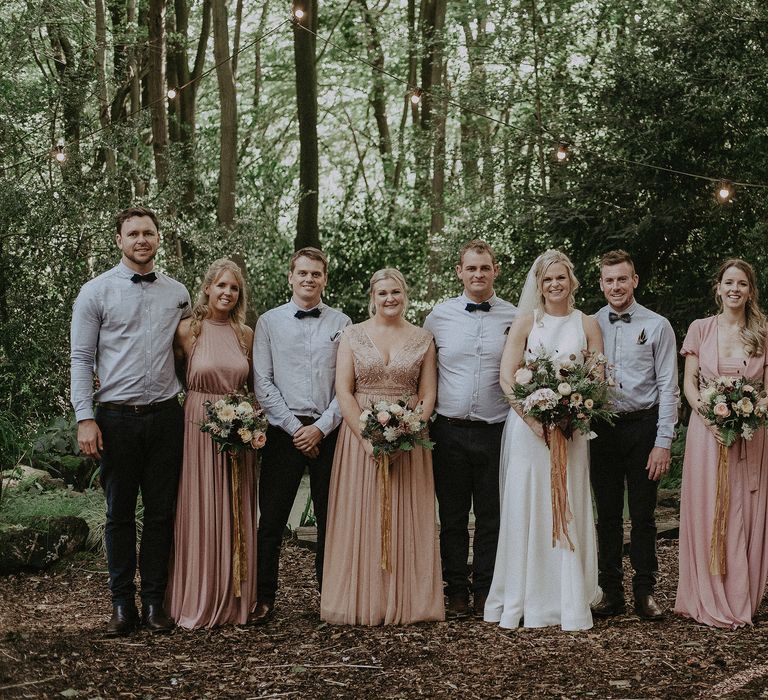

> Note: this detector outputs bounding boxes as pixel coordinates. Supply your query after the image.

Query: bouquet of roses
[510,348,616,550]
[511,348,616,438]
[359,398,434,457]
[201,392,268,454]
[698,376,768,447]
[359,397,434,571]
[200,392,267,596]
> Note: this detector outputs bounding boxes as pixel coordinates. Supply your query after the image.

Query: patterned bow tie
[466,301,491,312]
[131,272,157,284]
[609,311,631,324]
[295,307,321,319]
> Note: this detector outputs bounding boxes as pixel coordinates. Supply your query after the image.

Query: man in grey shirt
[71,206,191,636]
[590,249,679,621]
[252,247,350,623]
[424,239,517,619]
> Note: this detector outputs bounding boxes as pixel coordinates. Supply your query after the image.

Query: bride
[483,250,603,630]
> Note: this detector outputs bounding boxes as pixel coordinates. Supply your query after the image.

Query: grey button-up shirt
[253,300,351,437]
[424,293,518,424]
[594,300,679,449]
[70,262,191,421]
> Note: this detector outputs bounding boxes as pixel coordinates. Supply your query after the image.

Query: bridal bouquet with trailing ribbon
[510,349,616,549]
[697,375,768,575]
[200,392,268,596]
[359,398,434,571]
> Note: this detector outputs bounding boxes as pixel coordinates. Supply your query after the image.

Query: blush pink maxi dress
[675,316,768,628]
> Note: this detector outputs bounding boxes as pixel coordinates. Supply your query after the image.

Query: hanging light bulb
[293,6,305,20]
[53,138,67,163]
[410,88,423,106]
[167,88,178,100]
[555,142,569,163]
[716,180,733,203]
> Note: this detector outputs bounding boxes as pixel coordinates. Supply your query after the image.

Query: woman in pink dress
[675,259,768,628]
[321,268,444,625]
[167,259,258,629]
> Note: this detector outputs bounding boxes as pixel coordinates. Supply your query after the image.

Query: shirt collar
[117,261,157,279]
[289,299,324,314]
[459,293,498,307]
[608,300,638,317]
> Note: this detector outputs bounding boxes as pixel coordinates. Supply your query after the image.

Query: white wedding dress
[484,310,600,631]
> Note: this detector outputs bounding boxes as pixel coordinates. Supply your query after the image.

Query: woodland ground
[1,541,768,699]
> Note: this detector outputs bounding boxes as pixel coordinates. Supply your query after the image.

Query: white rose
[236,401,254,417]
[374,401,390,412]
[700,385,717,404]
[214,399,226,409]
[218,405,236,422]
[514,367,534,385]
[238,427,253,443]
[389,403,405,417]
[557,382,572,397]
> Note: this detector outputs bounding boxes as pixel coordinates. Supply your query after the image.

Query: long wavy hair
[190,258,250,354]
[534,249,579,313]
[714,258,767,357]
[368,268,409,318]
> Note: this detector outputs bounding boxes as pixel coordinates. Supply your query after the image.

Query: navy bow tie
[131,272,157,284]
[295,307,321,319]
[609,311,631,324]
[466,301,491,312]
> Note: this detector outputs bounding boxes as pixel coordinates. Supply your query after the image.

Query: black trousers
[431,416,504,599]
[590,411,659,599]
[96,401,184,606]
[256,424,338,602]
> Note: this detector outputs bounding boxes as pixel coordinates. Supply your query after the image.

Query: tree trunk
[293,1,320,250]
[95,0,116,177]
[147,0,169,188]
[212,0,238,228]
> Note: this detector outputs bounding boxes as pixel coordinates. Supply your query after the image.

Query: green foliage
[660,424,687,489]
[0,488,88,530]
[29,415,98,490]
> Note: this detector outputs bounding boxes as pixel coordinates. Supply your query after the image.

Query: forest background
[1,0,767,457]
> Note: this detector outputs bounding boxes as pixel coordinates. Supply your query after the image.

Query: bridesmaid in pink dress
[321,268,444,625]
[675,259,768,628]
[167,259,258,629]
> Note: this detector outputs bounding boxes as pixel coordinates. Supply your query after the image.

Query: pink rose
[376,411,391,426]
[251,431,267,449]
[714,402,730,418]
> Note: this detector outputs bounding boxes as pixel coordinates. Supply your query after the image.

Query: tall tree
[147,0,170,188]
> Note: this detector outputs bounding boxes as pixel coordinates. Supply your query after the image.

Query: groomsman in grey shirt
[591,249,679,621]
[253,247,350,623]
[71,206,191,636]
[424,239,517,619]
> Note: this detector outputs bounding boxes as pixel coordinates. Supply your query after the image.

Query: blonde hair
[714,259,767,356]
[534,249,579,312]
[190,258,250,354]
[368,268,409,317]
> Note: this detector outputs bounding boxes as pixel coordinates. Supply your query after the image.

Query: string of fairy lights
[6,5,766,206]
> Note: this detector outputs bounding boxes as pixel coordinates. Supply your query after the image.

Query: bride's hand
[524,416,545,439]
[361,438,375,458]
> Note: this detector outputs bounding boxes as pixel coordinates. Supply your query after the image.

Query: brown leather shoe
[141,603,175,633]
[251,600,274,626]
[473,592,488,620]
[445,595,470,620]
[106,603,139,637]
[634,594,663,621]
[591,596,626,618]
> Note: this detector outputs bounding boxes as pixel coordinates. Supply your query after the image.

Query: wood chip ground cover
[1,541,768,698]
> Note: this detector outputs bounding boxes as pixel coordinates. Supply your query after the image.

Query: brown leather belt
[98,397,179,415]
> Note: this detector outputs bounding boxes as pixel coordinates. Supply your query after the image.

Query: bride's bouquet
[200,392,268,596]
[697,375,768,575]
[359,398,434,571]
[510,348,616,550]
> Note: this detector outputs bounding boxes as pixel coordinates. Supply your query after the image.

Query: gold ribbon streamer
[709,443,730,576]
[229,451,247,598]
[545,425,574,551]
[378,453,392,572]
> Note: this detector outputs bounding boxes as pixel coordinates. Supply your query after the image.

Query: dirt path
[1,541,768,699]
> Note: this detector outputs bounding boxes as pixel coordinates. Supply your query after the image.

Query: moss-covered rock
[0,516,89,574]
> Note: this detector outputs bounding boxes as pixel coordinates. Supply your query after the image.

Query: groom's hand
[77,419,103,460]
[645,446,670,481]
[293,425,323,453]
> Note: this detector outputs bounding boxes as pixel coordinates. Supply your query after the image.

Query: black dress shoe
[591,596,626,618]
[473,592,488,620]
[445,595,471,620]
[251,601,274,626]
[141,603,175,633]
[634,594,663,621]
[106,603,140,637]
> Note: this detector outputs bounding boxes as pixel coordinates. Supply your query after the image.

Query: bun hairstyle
[714,258,767,357]
[368,268,409,318]
[534,249,579,312]
[190,258,250,354]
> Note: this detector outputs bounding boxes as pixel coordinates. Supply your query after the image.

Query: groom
[425,240,517,619]
[590,249,679,620]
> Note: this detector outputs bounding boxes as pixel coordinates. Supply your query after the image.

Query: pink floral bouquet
[698,376,768,446]
[201,392,268,453]
[359,398,434,457]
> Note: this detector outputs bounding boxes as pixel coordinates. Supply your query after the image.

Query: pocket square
[178,300,189,309]
[330,330,342,342]
[504,326,511,335]
[637,328,647,345]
